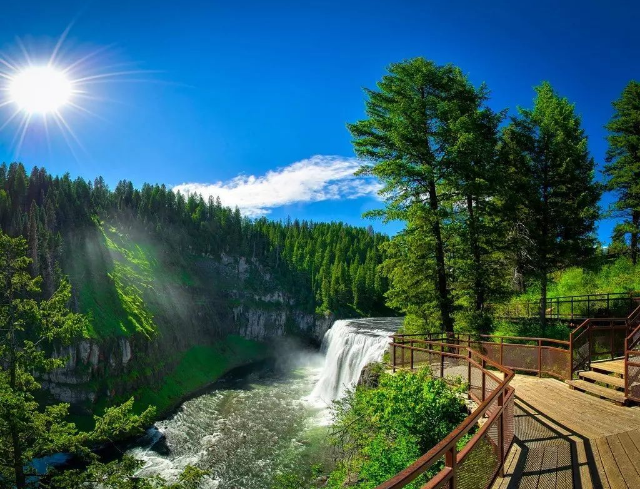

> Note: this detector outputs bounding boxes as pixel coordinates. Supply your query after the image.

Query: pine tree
[348,58,490,332]
[604,80,640,264]
[500,82,600,327]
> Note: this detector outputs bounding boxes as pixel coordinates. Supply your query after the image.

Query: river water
[127,318,400,488]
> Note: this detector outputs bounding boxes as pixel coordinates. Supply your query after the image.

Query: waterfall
[309,317,402,405]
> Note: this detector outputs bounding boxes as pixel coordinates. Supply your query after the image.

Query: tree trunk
[466,194,484,311]
[9,338,26,489]
[540,272,547,332]
[631,210,639,266]
[428,179,453,332]
[540,161,549,331]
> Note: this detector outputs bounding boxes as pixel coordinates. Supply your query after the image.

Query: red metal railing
[491,291,640,320]
[624,305,640,402]
[395,332,570,380]
[381,338,515,489]
[569,317,630,378]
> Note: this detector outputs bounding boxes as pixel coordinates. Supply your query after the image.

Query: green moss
[133,335,268,416]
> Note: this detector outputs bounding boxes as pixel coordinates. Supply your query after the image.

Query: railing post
[569,331,574,379]
[401,341,405,368]
[467,348,472,388]
[571,297,574,319]
[440,351,445,378]
[446,445,457,489]
[611,324,615,360]
[498,390,505,477]
[410,342,414,371]
[481,358,486,401]
[538,339,542,377]
[392,343,396,373]
[625,335,629,400]
[500,337,504,366]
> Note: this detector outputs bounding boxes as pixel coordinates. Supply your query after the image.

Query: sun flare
[9,66,73,114]
[0,27,155,158]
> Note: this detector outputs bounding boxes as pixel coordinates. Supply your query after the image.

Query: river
[127,317,401,488]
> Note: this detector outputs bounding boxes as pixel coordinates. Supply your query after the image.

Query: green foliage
[499,82,601,324]
[48,455,208,489]
[0,232,158,489]
[492,319,570,342]
[132,337,267,416]
[326,367,468,489]
[604,80,640,264]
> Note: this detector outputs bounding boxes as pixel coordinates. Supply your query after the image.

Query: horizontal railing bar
[378,341,514,489]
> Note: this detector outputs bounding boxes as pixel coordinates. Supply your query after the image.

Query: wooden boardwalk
[493,375,640,489]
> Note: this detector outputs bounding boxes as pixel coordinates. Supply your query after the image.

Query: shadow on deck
[493,376,640,489]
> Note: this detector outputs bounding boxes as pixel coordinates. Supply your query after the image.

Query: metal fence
[569,318,633,377]
[625,306,640,403]
[493,292,639,320]
[379,339,515,489]
[395,332,571,380]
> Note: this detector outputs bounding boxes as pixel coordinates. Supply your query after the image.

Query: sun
[0,27,156,159]
[9,66,73,115]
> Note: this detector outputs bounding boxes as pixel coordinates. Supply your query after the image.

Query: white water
[126,318,401,487]
[308,317,402,406]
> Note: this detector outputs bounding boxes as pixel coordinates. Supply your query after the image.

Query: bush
[326,368,468,489]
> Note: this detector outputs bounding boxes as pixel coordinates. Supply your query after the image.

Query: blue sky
[0,1,639,241]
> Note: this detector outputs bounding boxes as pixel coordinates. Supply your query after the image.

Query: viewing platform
[496,374,640,489]
[380,301,640,489]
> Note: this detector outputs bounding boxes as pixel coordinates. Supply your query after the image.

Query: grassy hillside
[507,257,640,303]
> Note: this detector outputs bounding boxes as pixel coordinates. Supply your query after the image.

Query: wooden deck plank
[595,437,628,489]
[579,370,626,389]
[514,386,621,437]
[626,429,640,451]
[589,438,612,489]
[606,434,640,488]
[566,380,627,404]
[494,374,640,489]
[591,360,626,376]
[555,444,573,489]
[616,431,640,476]
[537,446,558,489]
[574,439,596,489]
[520,446,545,489]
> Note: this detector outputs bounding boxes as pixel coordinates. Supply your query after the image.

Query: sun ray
[15,37,32,67]
[12,112,32,156]
[72,70,162,84]
[0,108,23,132]
[53,110,86,154]
[66,101,108,122]
[49,22,75,67]
[51,111,82,162]
[60,44,115,75]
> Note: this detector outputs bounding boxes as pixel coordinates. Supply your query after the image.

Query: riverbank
[69,335,271,431]
[126,348,331,488]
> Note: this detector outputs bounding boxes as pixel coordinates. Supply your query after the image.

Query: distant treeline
[0,162,389,317]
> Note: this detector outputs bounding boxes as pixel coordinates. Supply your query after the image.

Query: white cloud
[173,155,382,217]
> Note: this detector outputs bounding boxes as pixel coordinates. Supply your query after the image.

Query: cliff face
[43,219,333,417]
